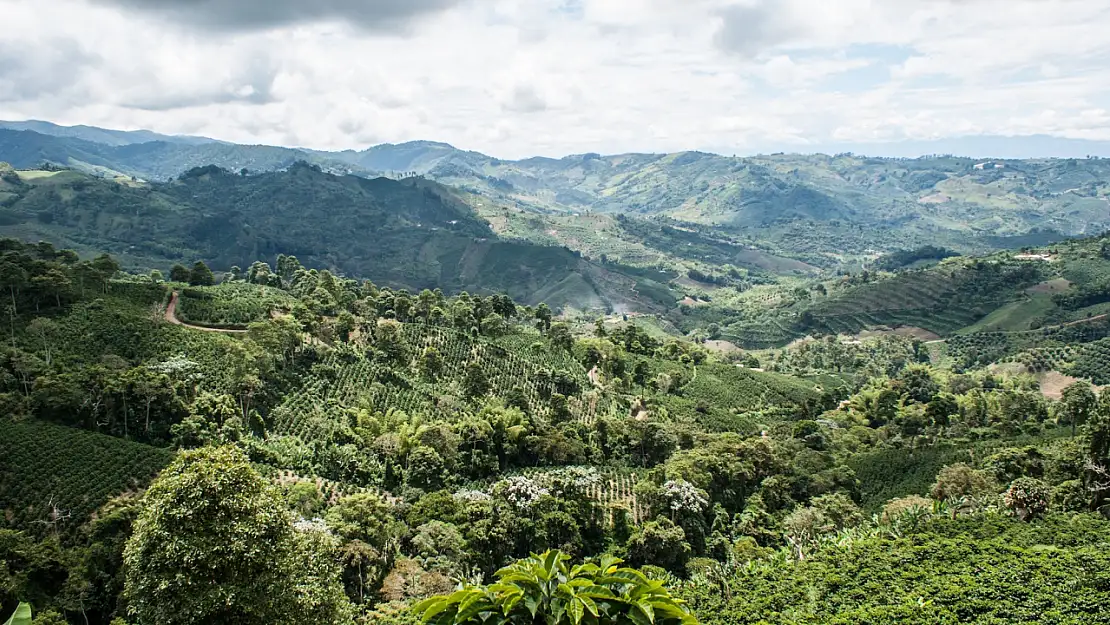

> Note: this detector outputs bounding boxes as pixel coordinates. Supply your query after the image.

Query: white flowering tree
[662,479,709,518]
[497,476,551,510]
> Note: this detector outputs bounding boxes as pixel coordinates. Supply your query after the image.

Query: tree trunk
[145,397,153,433]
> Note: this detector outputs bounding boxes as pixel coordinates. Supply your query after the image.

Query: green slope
[0,163,660,310]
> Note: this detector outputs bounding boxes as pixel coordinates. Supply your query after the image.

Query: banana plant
[414,550,698,625]
[2,603,31,625]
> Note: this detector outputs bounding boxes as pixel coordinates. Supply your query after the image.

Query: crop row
[271,325,608,442]
[0,419,174,536]
[176,283,297,326]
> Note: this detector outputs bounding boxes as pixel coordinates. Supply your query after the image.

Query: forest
[2,225,1109,625]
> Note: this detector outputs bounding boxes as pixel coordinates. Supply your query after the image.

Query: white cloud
[0,0,1109,157]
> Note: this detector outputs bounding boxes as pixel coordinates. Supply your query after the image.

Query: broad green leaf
[416,598,451,623]
[580,595,600,618]
[525,594,542,618]
[568,598,585,625]
[2,603,31,625]
[580,585,618,600]
[627,606,653,625]
[456,599,497,623]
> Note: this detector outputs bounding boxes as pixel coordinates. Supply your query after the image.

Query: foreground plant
[414,550,697,625]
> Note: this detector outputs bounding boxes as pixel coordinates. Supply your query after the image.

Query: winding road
[164,291,248,334]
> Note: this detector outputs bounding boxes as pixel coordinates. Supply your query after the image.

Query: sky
[2,0,1110,159]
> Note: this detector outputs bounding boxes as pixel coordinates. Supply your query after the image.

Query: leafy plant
[414,550,697,625]
[2,603,31,625]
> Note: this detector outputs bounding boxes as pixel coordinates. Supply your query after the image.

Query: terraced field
[807,261,1043,336]
[0,419,174,536]
[175,283,298,328]
[269,324,620,443]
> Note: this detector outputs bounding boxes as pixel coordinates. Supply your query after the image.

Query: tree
[90,253,121,292]
[594,318,607,338]
[1061,382,1097,437]
[326,492,406,604]
[26,317,59,367]
[464,362,490,399]
[418,346,445,379]
[188,261,215,286]
[168,264,190,283]
[1084,390,1110,510]
[549,323,574,352]
[633,361,650,398]
[414,550,696,625]
[535,303,553,332]
[31,268,72,308]
[123,446,351,625]
[0,262,27,315]
[625,518,691,573]
[1003,477,1050,521]
[930,463,994,503]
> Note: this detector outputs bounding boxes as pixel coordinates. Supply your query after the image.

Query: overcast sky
[2,0,1109,158]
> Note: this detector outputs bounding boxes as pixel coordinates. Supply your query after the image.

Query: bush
[1004,477,1051,521]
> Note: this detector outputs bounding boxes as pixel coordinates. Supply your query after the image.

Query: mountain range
[2,120,1110,309]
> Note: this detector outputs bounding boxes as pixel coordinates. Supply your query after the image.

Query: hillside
[669,232,1110,353]
[3,235,1108,625]
[3,127,1110,270]
[0,120,219,147]
[0,163,670,311]
[0,129,371,180]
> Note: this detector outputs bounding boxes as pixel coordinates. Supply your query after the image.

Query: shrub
[1003,477,1051,521]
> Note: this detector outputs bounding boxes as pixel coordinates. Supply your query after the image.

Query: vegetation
[415,551,695,625]
[3,142,1110,624]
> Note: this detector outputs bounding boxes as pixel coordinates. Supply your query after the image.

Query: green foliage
[413,550,696,625]
[680,514,1110,625]
[2,603,30,625]
[1003,477,1051,520]
[187,261,215,286]
[123,446,351,625]
[175,283,296,327]
[0,418,173,536]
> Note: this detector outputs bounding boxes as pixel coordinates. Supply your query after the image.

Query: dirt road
[165,291,248,334]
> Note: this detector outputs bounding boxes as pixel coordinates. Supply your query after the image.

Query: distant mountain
[772,134,1110,160]
[0,163,668,311]
[2,122,1110,268]
[0,119,219,147]
[0,128,374,180]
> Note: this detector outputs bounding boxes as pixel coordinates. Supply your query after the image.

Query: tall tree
[1062,382,1097,437]
[1084,390,1110,511]
[188,261,215,287]
[169,264,191,283]
[123,446,351,625]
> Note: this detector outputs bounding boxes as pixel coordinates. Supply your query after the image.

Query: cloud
[714,1,804,58]
[502,85,548,114]
[2,0,1110,158]
[86,0,464,32]
[0,38,100,104]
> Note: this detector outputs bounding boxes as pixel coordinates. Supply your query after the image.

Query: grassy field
[14,169,64,180]
[956,294,1057,334]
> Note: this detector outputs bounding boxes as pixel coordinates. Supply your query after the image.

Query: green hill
[0,163,665,310]
[5,128,1110,272]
